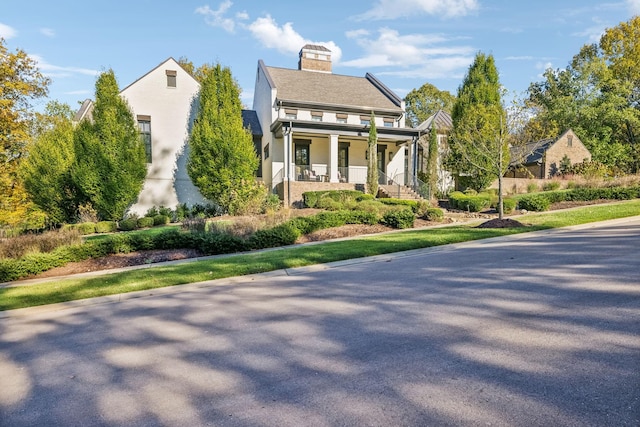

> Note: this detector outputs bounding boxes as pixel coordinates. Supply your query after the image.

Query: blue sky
[2,0,639,112]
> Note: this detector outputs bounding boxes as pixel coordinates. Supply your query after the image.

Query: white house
[252,44,420,205]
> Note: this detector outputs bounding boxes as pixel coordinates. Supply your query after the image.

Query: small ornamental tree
[366,111,378,196]
[187,63,260,215]
[72,70,147,221]
[426,125,438,201]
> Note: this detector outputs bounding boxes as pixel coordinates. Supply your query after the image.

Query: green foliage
[20,102,78,224]
[118,218,138,231]
[422,208,444,221]
[378,198,419,211]
[77,222,96,235]
[503,198,517,214]
[153,214,170,226]
[527,183,539,193]
[542,181,561,191]
[381,208,415,229]
[518,195,551,211]
[404,82,456,127]
[187,63,259,215]
[302,190,365,208]
[71,70,146,220]
[366,111,378,196]
[449,191,491,212]
[248,223,300,249]
[137,217,154,228]
[0,228,81,260]
[95,221,117,233]
[425,125,438,200]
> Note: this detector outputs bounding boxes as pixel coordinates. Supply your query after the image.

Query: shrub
[95,221,117,233]
[316,198,344,211]
[378,198,419,212]
[422,208,444,221]
[158,206,173,218]
[526,183,539,193]
[518,195,551,211]
[356,193,375,202]
[77,222,97,235]
[137,217,154,229]
[0,228,82,259]
[542,181,561,191]
[381,208,415,229]
[145,206,160,217]
[448,191,466,209]
[302,190,364,208]
[248,223,300,249]
[193,232,248,255]
[118,218,138,231]
[502,198,517,214]
[450,192,490,212]
[153,214,170,226]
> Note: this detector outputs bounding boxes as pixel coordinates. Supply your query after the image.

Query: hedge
[516,186,640,211]
[303,190,365,208]
[381,209,415,229]
[449,192,491,212]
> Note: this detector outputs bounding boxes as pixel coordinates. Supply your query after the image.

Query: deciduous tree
[366,112,378,196]
[404,82,455,127]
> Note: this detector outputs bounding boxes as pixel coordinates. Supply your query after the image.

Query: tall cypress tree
[187,63,259,215]
[448,52,509,218]
[72,70,146,221]
[366,111,378,196]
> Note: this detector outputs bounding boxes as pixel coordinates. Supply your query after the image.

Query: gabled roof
[262,62,403,112]
[417,110,452,132]
[242,110,262,136]
[510,129,578,166]
[120,57,198,93]
[74,98,94,122]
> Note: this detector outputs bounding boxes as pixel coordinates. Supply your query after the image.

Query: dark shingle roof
[265,65,403,111]
[242,110,262,136]
[510,138,555,166]
[417,110,452,131]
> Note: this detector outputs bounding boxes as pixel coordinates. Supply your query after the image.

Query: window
[383,119,394,127]
[567,135,573,147]
[360,115,371,126]
[336,113,348,124]
[137,116,152,163]
[311,111,323,122]
[285,108,297,120]
[166,70,177,87]
[264,143,270,159]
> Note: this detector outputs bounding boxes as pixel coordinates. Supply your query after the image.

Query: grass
[1,200,639,311]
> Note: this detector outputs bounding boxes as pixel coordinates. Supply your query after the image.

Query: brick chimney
[298,44,332,73]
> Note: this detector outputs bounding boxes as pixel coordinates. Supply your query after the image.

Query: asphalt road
[1,217,639,426]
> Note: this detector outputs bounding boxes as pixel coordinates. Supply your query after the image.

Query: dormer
[298,44,332,73]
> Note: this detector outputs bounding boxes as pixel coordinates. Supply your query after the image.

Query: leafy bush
[137,217,154,228]
[450,192,490,212]
[95,221,117,233]
[194,232,248,255]
[303,190,364,208]
[422,208,444,221]
[356,193,375,202]
[526,183,539,193]
[381,209,415,229]
[378,198,419,212]
[248,223,300,249]
[542,181,561,191]
[118,218,138,231]
[503,198,517,214]
[316,198,344,211]
[153,214,170,226]
[518,195,551,211]
[77,222,97,235]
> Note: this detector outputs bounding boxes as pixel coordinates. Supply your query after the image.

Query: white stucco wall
[120,58,206,216]
[252,63,279,187]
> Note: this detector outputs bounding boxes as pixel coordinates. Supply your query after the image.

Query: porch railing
[379,171,431,200]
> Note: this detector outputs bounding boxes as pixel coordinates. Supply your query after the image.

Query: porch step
[378,184,424,201]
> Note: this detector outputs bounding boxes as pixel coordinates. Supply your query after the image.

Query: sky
[2,0,639,112]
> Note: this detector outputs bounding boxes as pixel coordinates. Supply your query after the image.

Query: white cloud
[0,23,17,39]
[378,56,472,80]
[29,54,100,78]
[341,27,474,72]
[628,0,640,14]
[195,1,236,32]
[40,28,55,37]
[247,15,342,62]
[356,0,479,20]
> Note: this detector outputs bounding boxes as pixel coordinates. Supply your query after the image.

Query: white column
[284,128,292,181]
[329,134,339,182]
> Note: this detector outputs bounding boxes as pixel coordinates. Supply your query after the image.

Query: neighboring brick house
[507,129,591,179]
[252,44,420,205]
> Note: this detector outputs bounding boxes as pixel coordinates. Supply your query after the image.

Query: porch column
[283,125,293,206]
[329,134,339,182]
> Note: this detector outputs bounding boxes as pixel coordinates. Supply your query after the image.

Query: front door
[377,146,386,184]
[338,143,349,182]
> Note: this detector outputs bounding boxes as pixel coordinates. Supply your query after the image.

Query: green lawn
[1,200,639,311]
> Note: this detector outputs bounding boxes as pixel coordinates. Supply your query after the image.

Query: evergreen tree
[426,125,438,200]
[448,52,510,218]
[72,70,146,221]
[20,101,77,224]
[366,112,378,196]
[187,63,260,215]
